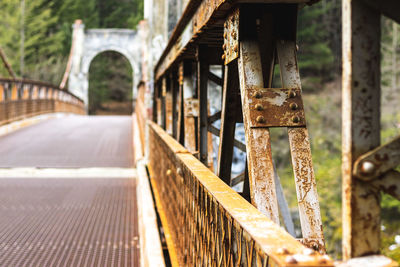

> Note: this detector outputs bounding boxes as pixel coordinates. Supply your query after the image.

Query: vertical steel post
[197,45,209,165]
[217,61,240,184]
[161,77,167,130]
[171,71,179,139]
[342,0,381,259]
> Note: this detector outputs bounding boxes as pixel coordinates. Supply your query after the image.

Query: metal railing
[144,0,400,265]
[0,78,85,125]
[148,121,332,266]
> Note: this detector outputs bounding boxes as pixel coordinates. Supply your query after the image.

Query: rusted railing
[0,78,85,125]
[144,0,400,265]
[148,121,332,266]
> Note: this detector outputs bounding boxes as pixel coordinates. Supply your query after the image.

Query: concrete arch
[68,23,142,108]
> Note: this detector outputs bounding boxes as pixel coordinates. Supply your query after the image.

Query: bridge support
[67,21,141,109]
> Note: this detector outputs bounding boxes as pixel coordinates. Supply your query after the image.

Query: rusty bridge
[0,0,399,266]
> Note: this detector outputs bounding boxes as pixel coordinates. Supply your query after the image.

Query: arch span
[68,23,141,109]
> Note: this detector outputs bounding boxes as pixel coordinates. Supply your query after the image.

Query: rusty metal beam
[353,135,400,181]
[154,0,316,82]
[361,0,400,24]
[276,34,325,253]
[197,45,209,165]
[217,61,241,184]
[342,0,381,259]
[237,7,280,224]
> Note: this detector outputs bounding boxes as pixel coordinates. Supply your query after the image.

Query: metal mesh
[0,178,139,267]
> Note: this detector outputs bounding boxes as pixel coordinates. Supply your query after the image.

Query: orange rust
[147,121,333,266]
[246,87,306,128]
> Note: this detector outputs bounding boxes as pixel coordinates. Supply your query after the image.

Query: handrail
[147,121,333,266]
[0,78,85,125]
[0,78,83,102]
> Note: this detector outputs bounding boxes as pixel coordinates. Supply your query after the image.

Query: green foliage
[0,0,143,113]
[88,51,133,114]
[297,1,335,83]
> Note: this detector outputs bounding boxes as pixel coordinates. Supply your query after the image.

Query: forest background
[0,0,399,261]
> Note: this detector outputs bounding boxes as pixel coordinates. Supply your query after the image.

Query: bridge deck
[0,116,139,267]
[0,115,134,168]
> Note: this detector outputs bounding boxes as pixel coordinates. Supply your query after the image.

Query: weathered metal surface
[0,177,139,267]
[276,36,325,253]
[342,0,381,259]
[361,0,400,24]
[184,98,199,117]
[197,46,209,165]
[223,9,239,64]
[183,64,197,153]
[154,0,315,81]
[238,39,280,223]
[246,87,306,128]
[217,62,241,184]
[372,171,400,201]
[147,121,333,266]
[353,135,400,181]
[0,116,133,168]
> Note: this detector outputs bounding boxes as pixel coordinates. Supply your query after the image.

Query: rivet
[361,161,375,175]
[253,91,262,98]
[255,104,263,111]
[277,247,290,255]
[166,169,172,176]
[289,103,298,110]
[234,44,238,52]
[292,116,300,123]
[256,116,265,123]
[285,256,297,264]
[222,54,226,60]
[288,90,296,98]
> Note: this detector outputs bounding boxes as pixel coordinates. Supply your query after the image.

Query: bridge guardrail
[0,78,85,125]
[147,121,333,267]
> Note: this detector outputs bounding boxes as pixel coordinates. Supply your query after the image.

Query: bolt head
[253,91,262,98]
[361,161,375,175]
[166,169,172,176]
[292,116,300,123]
[290,103,298,110]
[256,115,265,123]
[255,104,263,111]
[288,90,296,98]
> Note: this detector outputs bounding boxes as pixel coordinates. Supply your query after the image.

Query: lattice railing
[148,121,332,266]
